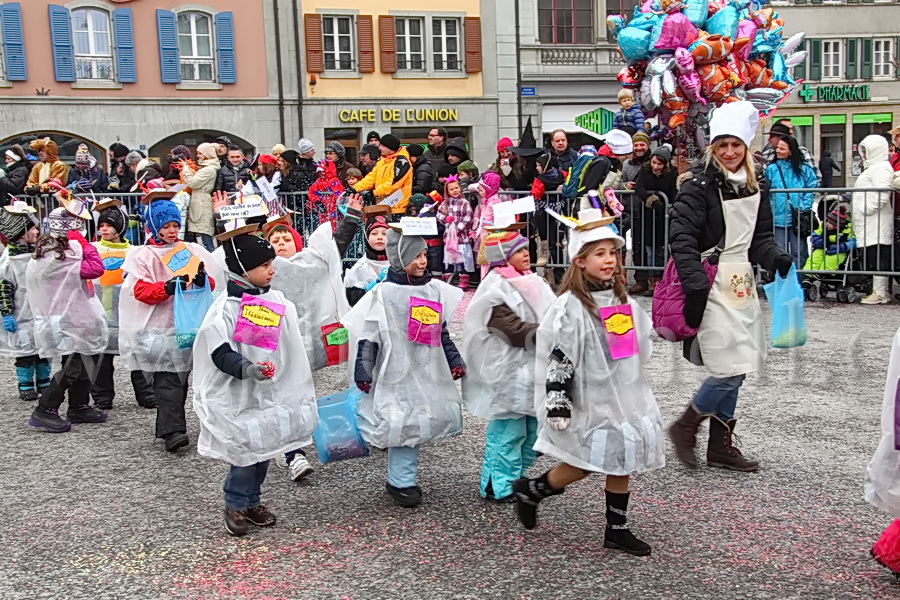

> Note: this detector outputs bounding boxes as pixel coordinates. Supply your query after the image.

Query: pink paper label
[408,296,443,347]
[599,304,638,360]
[233,294,287,351]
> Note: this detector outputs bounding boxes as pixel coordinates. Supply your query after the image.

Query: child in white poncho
[192,233,316,537]
[512,212,664,557]
[461,228,555,502]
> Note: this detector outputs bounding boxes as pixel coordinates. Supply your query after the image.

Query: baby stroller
[800,196,868,302]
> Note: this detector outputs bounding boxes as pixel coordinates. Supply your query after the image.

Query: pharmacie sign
[799,83,870,103]
[339,108,459,123]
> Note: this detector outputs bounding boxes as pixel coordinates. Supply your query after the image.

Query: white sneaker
[288,454,315,481]
[275,454,289,468]
[860,292,889,305]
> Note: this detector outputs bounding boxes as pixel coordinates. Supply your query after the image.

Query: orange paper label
[162,242,201,280]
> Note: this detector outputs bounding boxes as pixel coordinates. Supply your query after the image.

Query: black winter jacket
[215,160,251,193]
[0,160,32,200]
[412,159,436,195]
[669,161,784,300]
[281,159,317,193]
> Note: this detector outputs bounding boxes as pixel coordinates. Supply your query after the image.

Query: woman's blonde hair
[558,239,628,314]
[704,137,758,193]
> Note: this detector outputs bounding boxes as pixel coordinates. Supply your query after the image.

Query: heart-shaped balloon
[653,12,698,50]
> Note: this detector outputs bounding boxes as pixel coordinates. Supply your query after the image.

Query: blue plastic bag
[173,279,213,349]
[313,387,370,463]
[763,264,807,349]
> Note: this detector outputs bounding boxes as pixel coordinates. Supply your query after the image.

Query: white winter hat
[298,138,315,154]
[605,129,634,155]
[709,101,759,148]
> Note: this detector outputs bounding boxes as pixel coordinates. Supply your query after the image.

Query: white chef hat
[604,129,634,155]
[709,101,759,149]
[568,225,625,261]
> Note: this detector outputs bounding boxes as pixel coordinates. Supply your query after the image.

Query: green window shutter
[845,39,857,79]
[794,39,806,80]
[860,38,873,79]
[808,39,821,81]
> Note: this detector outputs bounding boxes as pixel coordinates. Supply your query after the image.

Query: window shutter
[464,17,482,74]
[357,15,374,73]
[860,38,873,79]
[304,14,324,73]
[156,9,180,83]
[808,39,821,81]
[215,12,236,83]
[793,39,806,81]
[896,38,900,78]
[112,8,136,83]
[379,16,396,73]
[0,3,26,81]
[845,38,857,80]
[48,5,75,82]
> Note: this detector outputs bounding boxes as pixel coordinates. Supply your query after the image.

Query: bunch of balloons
[608,0,806,149]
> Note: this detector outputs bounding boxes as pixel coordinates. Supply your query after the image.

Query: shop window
[874,39,894,79]
[822,40,842,80]
[391,127,470,149]
[72,9,114,81]
[177,12,215,82]
[325,128,360,165]
[432,18,461,71]
[538,0,593,45]
[395,17,425,71]
[322,16,355,71]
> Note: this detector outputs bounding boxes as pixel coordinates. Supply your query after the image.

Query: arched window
[177,12,214,82]
[72,8,114,80]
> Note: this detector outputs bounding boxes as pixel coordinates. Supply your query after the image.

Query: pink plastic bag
[651,257,717,342]
[232,294,287,351]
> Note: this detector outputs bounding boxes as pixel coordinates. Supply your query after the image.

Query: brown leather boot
[706,417,759,472]
[667,403,708,468]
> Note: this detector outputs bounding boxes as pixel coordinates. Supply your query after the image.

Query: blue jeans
[774,226,807,269]
[692,375,745,421]
[387,446,419,488]
[223,460,270,511]
[480,416,538,500]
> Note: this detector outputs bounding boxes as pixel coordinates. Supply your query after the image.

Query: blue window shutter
[215,12,236,84]
[48,5,75,82]
[156,9,180,83]
[112,8,136,83]
[0,3,26,81]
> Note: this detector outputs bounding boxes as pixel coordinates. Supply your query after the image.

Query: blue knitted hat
[145,199,181,239]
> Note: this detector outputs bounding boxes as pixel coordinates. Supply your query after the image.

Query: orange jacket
[353,147,412,213]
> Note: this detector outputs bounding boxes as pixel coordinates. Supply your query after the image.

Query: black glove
[683,292,708,330]
[192,262,207,288]
[164,275,189,296]
[772,255,793,278]
[24,187,39,196]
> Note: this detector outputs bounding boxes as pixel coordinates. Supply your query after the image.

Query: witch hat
[510,117,545,158]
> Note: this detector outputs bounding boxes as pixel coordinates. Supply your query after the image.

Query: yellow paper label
[604,313,634,336]
[241,304,282,328]
[410,306,440,325]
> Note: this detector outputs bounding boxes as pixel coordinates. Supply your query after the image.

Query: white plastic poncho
[342,279,464,448]
[92,240,132,355]
[0,249,36,357]
[270,222,350,371]
[192,289,317,467]
[461,270,555,420]
[26,240,109,359]
[865,325,900,517]
[533,290,665,475]
[118,242,223,373]
[344,256,389,292]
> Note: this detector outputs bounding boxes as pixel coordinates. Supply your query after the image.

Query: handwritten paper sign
[379,189,405,208]
[256,177,278,202]
[233,294,287,351]
[217,203,268,221]
[408,296,443,346]
[493,196,537,228]
[399,217,438,236]
[599,304,638,360]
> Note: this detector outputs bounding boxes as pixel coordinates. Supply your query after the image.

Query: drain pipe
[515,0,523,131]
[273,0,286,142]
[292,0,305,138]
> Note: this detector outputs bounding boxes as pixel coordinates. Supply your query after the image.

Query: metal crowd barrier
[15,186,900,297]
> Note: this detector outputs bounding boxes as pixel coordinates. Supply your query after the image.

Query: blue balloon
[628,12,659,32]
[768,52,795,84]
[705,5,739,38]
[618,27,653,62]
[683,0,709,28]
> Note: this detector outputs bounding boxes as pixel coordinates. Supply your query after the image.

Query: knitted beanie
[484,230,528,266]
[144,199,181,239]
[224,234,276,275]
[48,207,87,237]
[0,211,29,241]
[385,229,426,271]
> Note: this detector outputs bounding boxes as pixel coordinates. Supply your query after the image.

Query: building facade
[763,1,900,186]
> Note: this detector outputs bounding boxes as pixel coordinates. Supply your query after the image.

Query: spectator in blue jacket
[765,135,818,268]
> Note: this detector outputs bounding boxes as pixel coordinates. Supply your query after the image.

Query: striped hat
[483,230,528,267]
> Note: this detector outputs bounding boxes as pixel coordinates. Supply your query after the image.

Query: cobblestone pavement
[2,296,899,599]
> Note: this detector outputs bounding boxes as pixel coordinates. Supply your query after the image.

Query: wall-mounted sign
[574,107,616,136]
[799,83,870,103]
[338,108,459,123]
[520,87,536,96]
